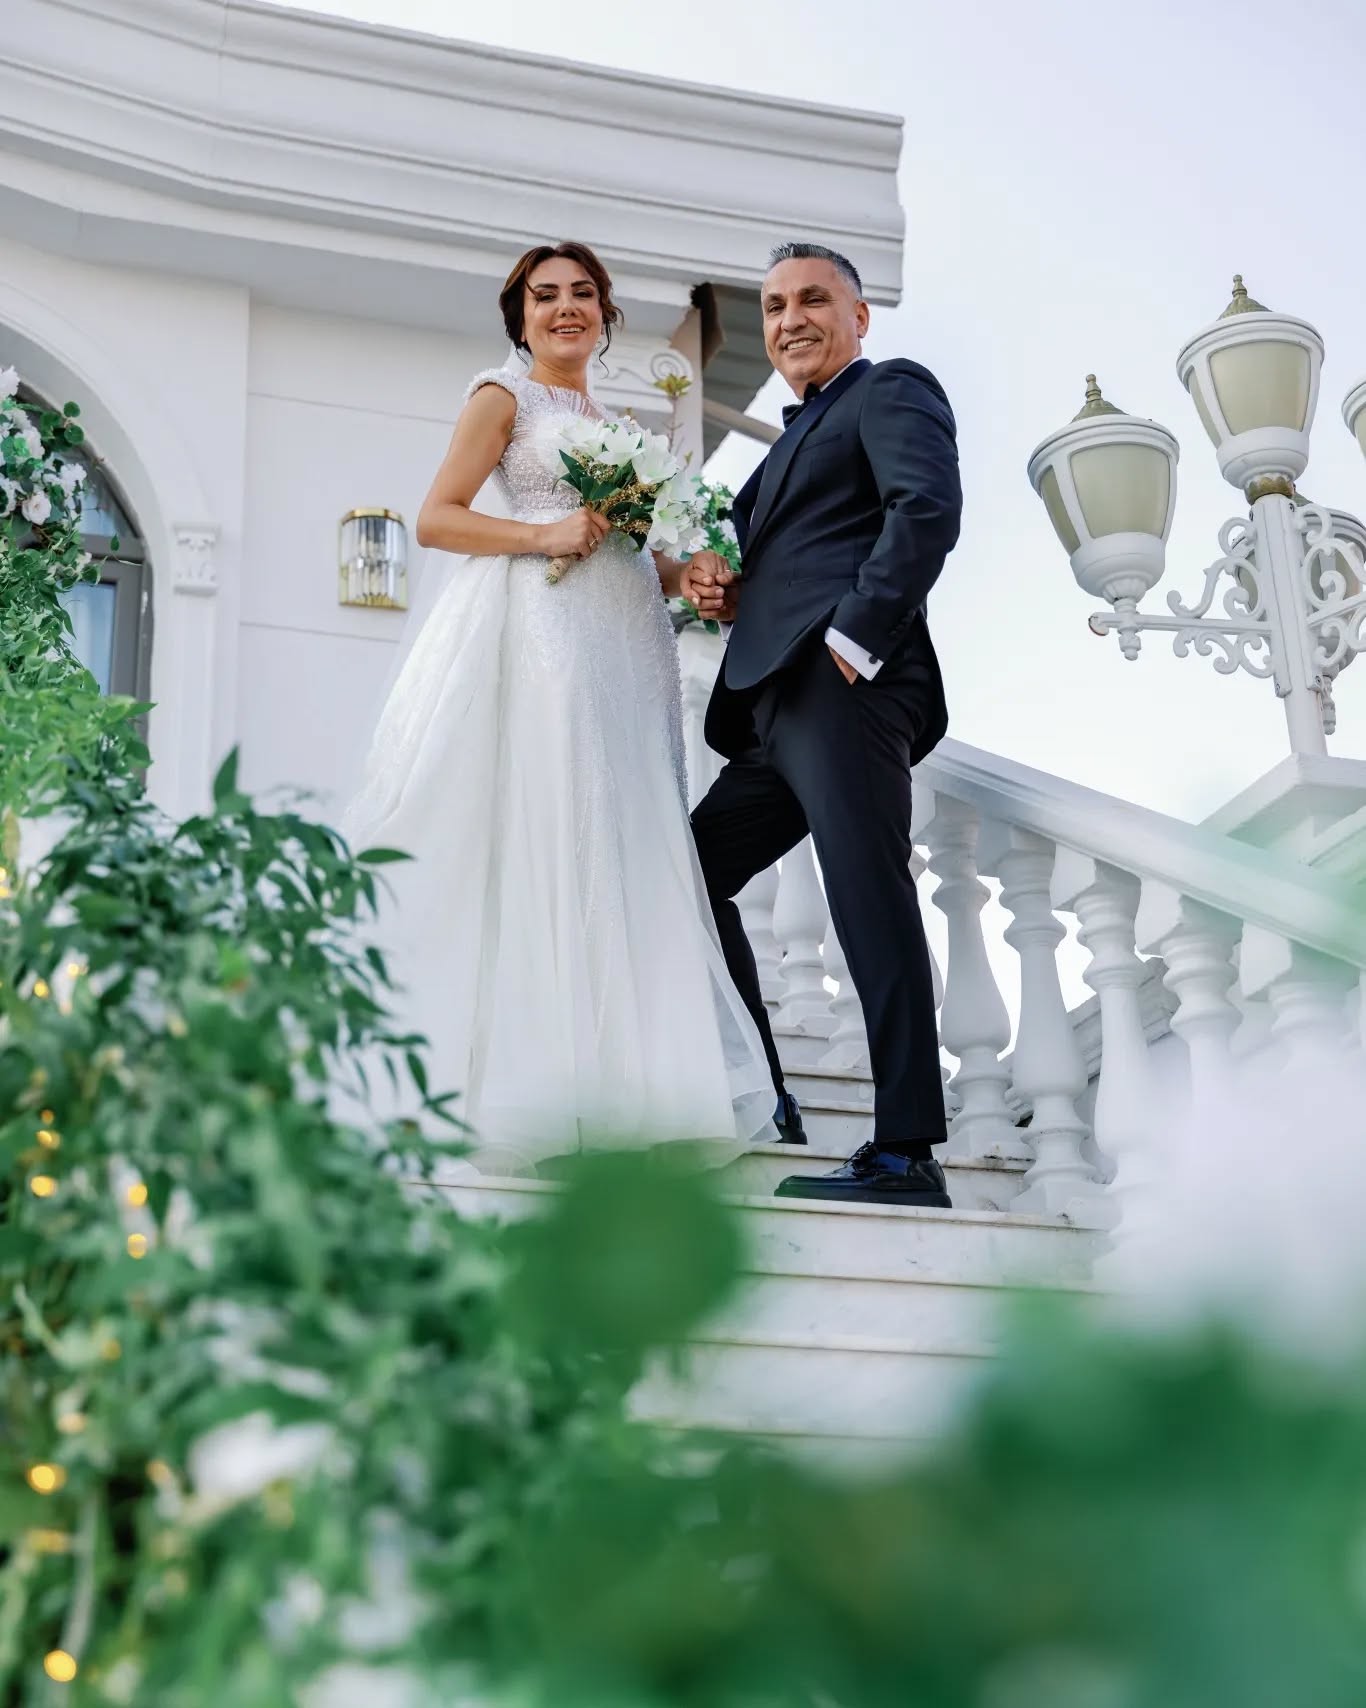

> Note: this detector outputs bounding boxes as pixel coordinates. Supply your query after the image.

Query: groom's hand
[681,552,739,621]
[828,644,859,685]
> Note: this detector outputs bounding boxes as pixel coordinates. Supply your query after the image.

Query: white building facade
[0,0,904,818]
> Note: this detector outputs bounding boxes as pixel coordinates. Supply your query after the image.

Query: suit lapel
[743,358,870,555]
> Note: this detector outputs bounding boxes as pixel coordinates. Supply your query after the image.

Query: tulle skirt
[343,530,777,1173]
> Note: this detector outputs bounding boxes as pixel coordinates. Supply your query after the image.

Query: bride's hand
[539,508,611,561]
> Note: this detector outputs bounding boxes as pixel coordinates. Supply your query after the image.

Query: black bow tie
[781,383,822,429]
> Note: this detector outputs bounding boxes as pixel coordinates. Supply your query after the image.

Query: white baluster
[1239,925,1357,1076]
[999,830,1102,1218]
[925,799,1028,1161]
[1054,852,1157,1235]
[737,862,782,1008]
[913,849,945,1010]
[818,901,871,1075]
[772,839,834,1035]
[1137,886,1241,1109]
[677,627,724,811]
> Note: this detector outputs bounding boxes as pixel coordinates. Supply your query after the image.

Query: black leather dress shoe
[775,1142,951,1207]
[774,1092,807,1145]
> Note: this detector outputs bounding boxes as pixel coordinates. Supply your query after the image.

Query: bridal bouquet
[539,416,701,584]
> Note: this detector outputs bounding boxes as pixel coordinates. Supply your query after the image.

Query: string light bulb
[26,1464,66,1494]
[30,1176,57,1198]
[127,1234,149,1259]
[56,1412,87,1435]
[32,979,50,999]
[43,1650,78,1683]
[37,1129,59,1150]
[40,1108,55,1123]
[126,1182,148,1207]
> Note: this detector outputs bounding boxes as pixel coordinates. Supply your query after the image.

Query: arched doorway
[16,383,154,701]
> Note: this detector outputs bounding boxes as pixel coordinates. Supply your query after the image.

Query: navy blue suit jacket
[705,356,961,760]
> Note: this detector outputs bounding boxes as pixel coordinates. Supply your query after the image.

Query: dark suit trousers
[691,639,947,1143]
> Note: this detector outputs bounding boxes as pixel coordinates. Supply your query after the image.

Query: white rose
[57,461,86,494]
[0,478,16,517]
[18,425,43,460]
[0,365,17,400]
[21,490,52,525]
[188,1409,334,1507]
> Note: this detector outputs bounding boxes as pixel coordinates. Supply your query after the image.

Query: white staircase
[437,638,1366,1461]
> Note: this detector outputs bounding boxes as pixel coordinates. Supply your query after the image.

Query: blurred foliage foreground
[6,380,1366,1708]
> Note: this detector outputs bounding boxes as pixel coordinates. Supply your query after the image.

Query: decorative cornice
[0,0,905,310]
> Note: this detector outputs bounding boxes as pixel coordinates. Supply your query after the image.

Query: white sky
[278,0,1366,821]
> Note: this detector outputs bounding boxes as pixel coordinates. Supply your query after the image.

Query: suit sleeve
[828,359,961,666]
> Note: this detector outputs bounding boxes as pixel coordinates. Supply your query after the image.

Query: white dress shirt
[804,360,882,681]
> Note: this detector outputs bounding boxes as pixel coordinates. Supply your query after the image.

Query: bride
[344,241,778,1171]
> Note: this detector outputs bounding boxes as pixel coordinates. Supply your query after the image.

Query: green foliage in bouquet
[673,481,741,638]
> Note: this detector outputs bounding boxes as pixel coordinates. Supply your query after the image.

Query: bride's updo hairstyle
[499,241,623,357]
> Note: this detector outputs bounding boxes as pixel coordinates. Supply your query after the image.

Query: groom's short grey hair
[767,242,863,297]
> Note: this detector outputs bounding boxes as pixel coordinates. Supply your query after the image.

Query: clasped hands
[679,551,858,684]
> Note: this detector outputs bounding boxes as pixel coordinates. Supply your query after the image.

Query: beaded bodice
[465,368,607,520]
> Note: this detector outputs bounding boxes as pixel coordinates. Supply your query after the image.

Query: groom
[683,241,961,1207]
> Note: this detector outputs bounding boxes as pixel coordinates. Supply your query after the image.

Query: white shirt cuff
[825,627,883,680]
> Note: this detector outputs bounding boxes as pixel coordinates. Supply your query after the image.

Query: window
[18,386,153,700]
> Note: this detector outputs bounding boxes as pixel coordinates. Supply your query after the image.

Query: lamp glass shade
[1069,442,1171,540]
[1208,341,1311,435]
[1037,463,1081,553]
[1186,372,1223,448]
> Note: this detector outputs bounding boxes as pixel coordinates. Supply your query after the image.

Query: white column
[999,830,1101,1216]
[1054,853,1157,1235]
[738,863,783,1007]
[925,798,1028,1161]
[1138,886,1241,1109]
[156,524,220,820]
[772,839,834,1035]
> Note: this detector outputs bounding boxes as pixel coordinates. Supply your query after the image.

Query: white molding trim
[1,0,905,314]
[172,525,220,597]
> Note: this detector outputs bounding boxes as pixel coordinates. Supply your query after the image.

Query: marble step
[781,1061,875,1107]
[632,1328,994,1442]
[722,1144,1028,1213]
[434,1177,1103,1290]
[699,1265,1085,1349]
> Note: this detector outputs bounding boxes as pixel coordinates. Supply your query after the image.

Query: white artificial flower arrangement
[538,414,703,583]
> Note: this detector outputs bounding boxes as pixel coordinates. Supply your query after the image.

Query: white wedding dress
[344,368,777,1171]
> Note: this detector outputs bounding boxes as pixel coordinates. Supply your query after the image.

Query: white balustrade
[998,829,1102,1217]
[772,839,834,1036]
[676,618,1366,1239]
[925,798,1029,1162]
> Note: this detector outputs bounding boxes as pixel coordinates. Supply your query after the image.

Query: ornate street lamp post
[1028,277,1366,756]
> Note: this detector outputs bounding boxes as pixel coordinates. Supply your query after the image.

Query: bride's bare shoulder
[456,372,519,441]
